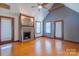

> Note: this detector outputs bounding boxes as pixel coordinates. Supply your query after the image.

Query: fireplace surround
[19,13,35,42]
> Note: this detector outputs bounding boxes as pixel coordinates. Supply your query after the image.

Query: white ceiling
[0,3,79,21]
[64,3,79,13]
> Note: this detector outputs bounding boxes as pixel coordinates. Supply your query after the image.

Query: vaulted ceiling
[0,3,79,21]
[17,3,53,21]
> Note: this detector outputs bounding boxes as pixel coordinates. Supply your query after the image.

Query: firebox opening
[23,32,31,40]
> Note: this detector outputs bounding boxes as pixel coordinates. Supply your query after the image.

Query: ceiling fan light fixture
[38,5,42,9]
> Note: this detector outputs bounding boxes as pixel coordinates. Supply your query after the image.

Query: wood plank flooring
[0,37,79,56]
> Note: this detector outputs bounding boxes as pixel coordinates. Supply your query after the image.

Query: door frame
[0,16,14,44]
[54,20,64,40]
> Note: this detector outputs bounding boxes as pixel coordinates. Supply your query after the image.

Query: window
[45,22,51,33]
[35,22,41,33]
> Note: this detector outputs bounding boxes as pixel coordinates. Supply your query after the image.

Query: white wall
[0,3,19,41]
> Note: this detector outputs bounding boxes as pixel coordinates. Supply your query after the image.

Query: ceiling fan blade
[41,3,48,7]
[37,3,41,6]
[41,3,48,9]
[31,3,48,11]
[43,7,48,9]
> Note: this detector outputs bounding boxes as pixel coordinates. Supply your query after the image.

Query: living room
[0,3,79,56]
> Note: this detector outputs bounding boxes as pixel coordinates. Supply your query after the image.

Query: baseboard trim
[0,40,20,45]
[40,35,55,39]
[42,36,79,44]
[0,40,12,45]
[54,37,79,44]
[63,40,79,44]
[35,36,43,38]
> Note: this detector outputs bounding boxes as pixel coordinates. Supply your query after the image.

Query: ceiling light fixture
[31,3,48,11]
[38,5,42,9]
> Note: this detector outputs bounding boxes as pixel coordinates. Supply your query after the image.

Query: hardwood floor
[0,37,79,56]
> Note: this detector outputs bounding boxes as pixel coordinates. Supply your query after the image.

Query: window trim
[45,21,52,34]
[35,21,41,34]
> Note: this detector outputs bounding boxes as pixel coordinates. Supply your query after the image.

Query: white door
[1,18,12,42]
[55,21,62,38]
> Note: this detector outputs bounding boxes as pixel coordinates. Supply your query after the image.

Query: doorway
[0,16,14,44]
[54,20,64,40]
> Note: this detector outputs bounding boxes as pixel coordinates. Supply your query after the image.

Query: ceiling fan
[31,3,48,11]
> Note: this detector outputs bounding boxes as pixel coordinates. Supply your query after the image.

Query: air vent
[0,3,10,9]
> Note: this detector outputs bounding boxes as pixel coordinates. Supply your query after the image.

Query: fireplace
[23,32,31,40]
